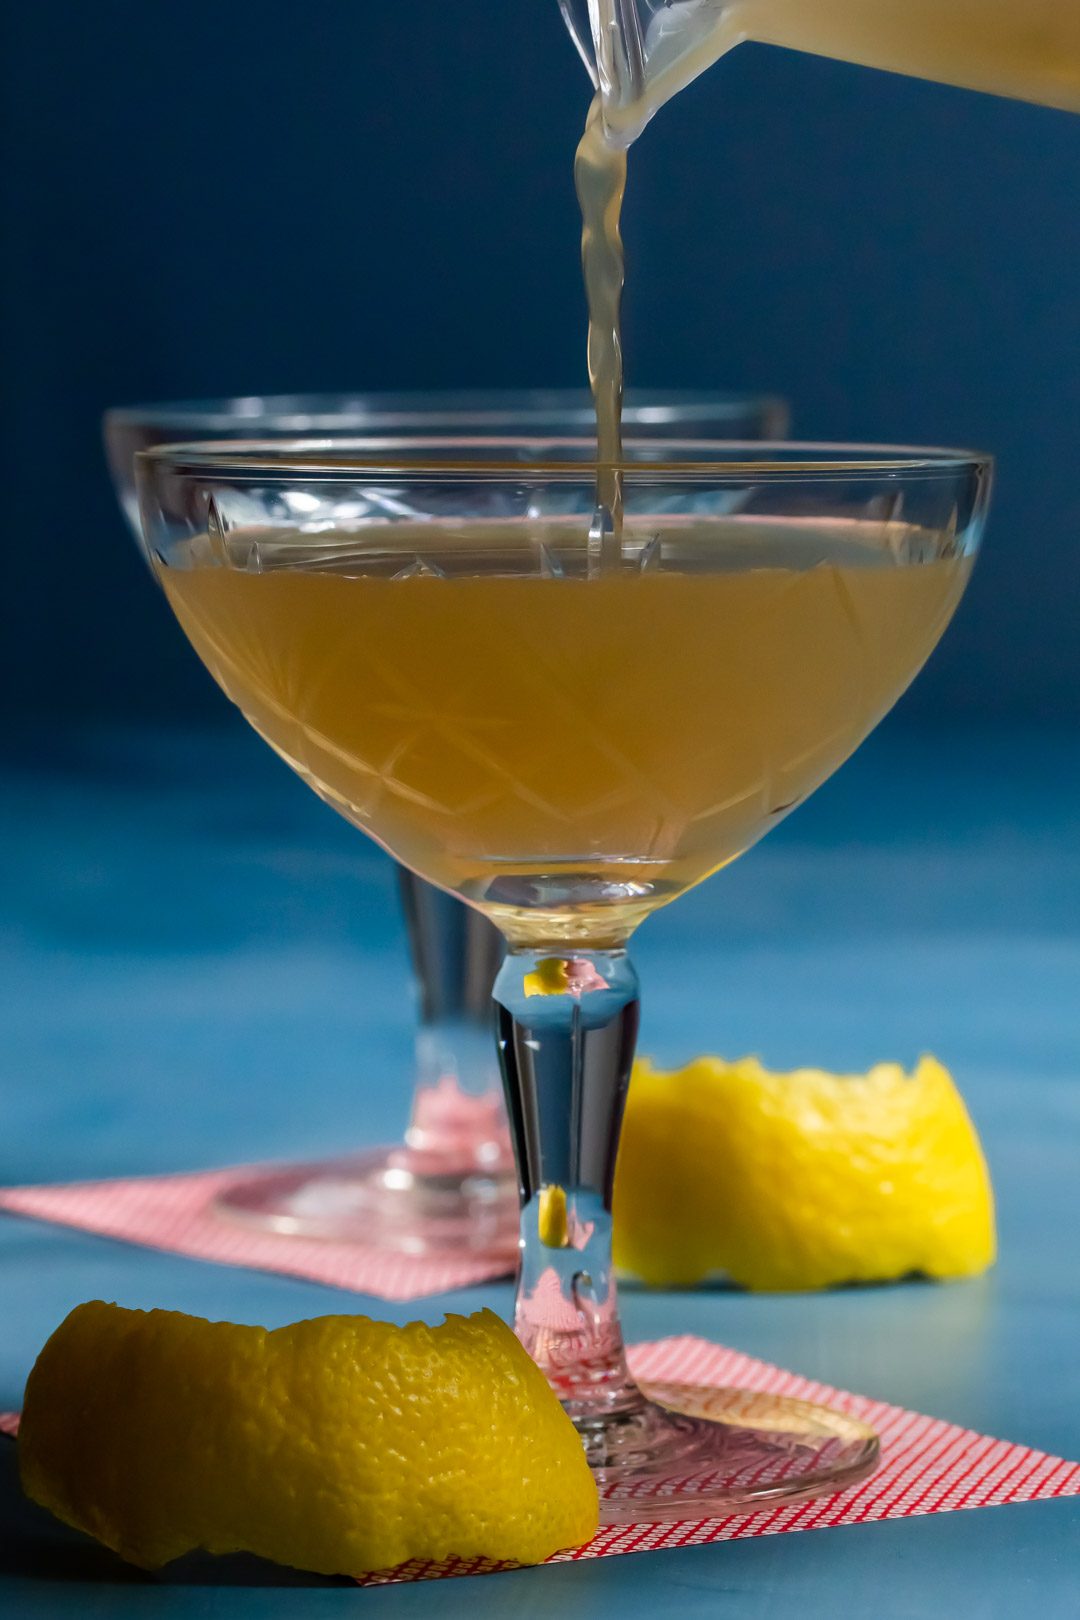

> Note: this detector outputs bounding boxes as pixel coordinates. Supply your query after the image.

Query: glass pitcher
[560,0,1080,144]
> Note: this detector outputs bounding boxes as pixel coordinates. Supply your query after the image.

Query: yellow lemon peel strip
[614,1053,995,1291]
[19,1302,598,1576]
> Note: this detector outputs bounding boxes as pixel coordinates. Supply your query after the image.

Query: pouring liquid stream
[575,99,628,568]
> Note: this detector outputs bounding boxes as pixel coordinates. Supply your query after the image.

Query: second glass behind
[105,389,788,1259]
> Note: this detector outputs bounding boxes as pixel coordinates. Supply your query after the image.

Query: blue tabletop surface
[1,720,1078,1616]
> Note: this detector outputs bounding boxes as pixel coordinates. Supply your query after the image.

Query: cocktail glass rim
[107,386,789,436]
[138,438,991,478]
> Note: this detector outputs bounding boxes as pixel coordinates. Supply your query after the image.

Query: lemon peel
[614,1053,995,1291]
[19,1302,598,1576]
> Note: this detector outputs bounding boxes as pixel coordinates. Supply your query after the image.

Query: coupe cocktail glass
[137,437,990,1519]
[106,391,786,1260]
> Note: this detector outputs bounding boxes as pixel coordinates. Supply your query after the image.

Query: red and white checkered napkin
[352,1334,1080,1586]
[0,1167,510,1302]
[2,1335,1076,1586]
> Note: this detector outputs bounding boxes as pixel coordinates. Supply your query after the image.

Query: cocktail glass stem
[495,946,655,1463]
[397,872,509,1170]
[494,943,881,1506]
[213,876,517,1253]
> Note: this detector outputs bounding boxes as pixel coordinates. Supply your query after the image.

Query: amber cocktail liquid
[161,520,969,945]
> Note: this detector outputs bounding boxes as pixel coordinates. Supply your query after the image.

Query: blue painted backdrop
[5,1,1080,724]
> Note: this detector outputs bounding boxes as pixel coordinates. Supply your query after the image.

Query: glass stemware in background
[136,436,990,1519]
[104,390,787,1259]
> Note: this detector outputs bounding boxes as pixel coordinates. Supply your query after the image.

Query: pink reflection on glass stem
[399,1075,513,1175]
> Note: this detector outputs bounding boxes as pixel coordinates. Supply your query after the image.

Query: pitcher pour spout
[558,0,648,141]
[558,0,749,145]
